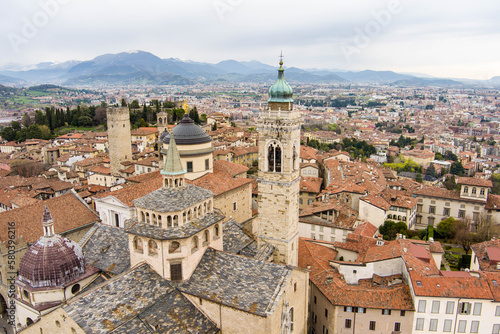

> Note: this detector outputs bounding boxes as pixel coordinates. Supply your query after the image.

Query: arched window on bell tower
[268,141,282,172]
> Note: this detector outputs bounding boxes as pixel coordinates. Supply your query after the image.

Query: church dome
[268,59,293,103]
[161,114,212,145]
[18,235,85,289]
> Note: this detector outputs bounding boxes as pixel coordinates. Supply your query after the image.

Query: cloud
[1,0,499,79]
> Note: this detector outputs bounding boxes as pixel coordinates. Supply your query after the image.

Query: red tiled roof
[0,192,99,243]
[456,177,492,188]
[213,160,249,177]
[300,177,323,194]
[191,172,253,196]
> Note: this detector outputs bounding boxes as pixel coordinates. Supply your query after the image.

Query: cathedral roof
[179,248,293,317]
[268,57,293,103]
[18,235,86,289]
[161,114,212,145]
[133,184,213,213]
[63,263,219,333]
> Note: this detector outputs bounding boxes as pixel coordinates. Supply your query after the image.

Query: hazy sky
[1,0,499,79]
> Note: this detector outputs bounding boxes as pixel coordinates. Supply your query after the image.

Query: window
[358,307,366,313]
[470,320,479,333]
[325,308,328,318]
[417,204,423,212]
[429,206,436,214]
[473,212,479,221]
[169,241,181,253]
[313,312,317,323]
[170,263,182,281]
[369,321,376,330]
[382,309,391,315]
[345,319,352,329]
[473,302,482,315]
[289,308,294,331]
[480,188,485,196]
[457,320,466,333]
[314,295,317,304]
[187,161,193,173]
[394,322,401,332]
[459,302,471,314]
[416,318,424,331]
[400,310,406,316]
[205,159,209,170]
[431,300,440,313]
[133,236,143,253]
[418,300,426,313]
[464,186,469,193]
[344,306,352,312]
[443,207,450,216]
[428,217,435,226]
[148,240,158,256]
[446,301,455,314]
[458,210,466,218]
[496,305,500,316]
[445,202,450,206]
[429,319,438,331]
[493,324,500,334]
[443,319,452,332]
[233,202,237,211]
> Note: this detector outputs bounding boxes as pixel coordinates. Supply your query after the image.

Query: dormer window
[463,186,468,193]
[480,188,485,196]
[472,187,477,195]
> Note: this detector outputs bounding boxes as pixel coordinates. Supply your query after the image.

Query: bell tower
[256,54,301,266]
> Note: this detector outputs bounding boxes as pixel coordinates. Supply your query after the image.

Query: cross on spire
[279,51,284,67]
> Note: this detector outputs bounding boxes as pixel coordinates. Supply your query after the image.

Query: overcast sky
[1,0,499,80]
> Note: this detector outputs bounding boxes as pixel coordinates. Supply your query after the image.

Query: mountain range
[0,50,497,88]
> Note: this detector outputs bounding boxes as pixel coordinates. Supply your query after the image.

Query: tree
[491,173,500,195]
[415,173,423,183]
[379,220,408,240]
[121,98,127,107]
[426,163,436,177]
[443,175,458,190]
[94,106,107,125]
[443,150,458,162]
[436,217,458,240]
[22,113,32,128]
[77,116,93,127]
[211,122,217,131]
[1,127,16,141]
[130,100,140,109]
[476,213,500,242]
[449,161,465,176]
[454,219,476,254]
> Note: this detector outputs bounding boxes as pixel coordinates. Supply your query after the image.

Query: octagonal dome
[161,114,212,145]
[18,235,85,289]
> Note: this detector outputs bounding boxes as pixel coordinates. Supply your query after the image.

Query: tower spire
[42,205,55,237]
[161,132,186,189]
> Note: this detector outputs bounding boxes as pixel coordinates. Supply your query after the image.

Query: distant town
[1,61,500,334]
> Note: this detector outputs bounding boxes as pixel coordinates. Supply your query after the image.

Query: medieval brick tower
[256,55,301,266]
[107,107,132,176]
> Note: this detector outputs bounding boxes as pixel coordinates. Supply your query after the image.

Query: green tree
[212,122,217,131]
[77,116,93,127]
[415,173,423,183]
[436,217,457,240]
[130,100,140,109]
[426,163,436,177]
[22,113,32,128]
[121,98,127,107]
[443,175,458,190]
[379,220,408,240]
[449,161,465,176]
[1,127,16,141]
[491,173,500,195]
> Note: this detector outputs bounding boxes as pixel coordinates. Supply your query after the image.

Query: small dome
[18,235,85,288]
[268,62,293,103]
[161,114,212,145]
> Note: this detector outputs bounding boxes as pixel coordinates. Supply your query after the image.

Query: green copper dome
[268,59,293,103]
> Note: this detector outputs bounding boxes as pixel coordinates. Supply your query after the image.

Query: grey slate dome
[18,235,85,288]
[161,114,212,145]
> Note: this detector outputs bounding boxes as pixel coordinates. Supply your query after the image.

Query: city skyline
[1,0,499,80]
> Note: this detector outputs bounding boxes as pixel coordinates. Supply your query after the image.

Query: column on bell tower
[256,54,301,266]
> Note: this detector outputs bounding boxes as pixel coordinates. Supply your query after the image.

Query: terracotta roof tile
[0,192,99,243]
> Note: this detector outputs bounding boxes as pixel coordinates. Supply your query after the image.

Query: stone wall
[107,108,132,176]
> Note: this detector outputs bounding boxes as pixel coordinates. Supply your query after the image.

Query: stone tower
[107,107,132,176]
[256,55,301,266]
